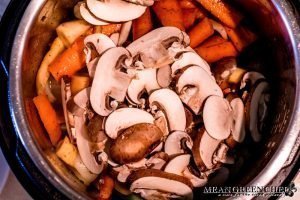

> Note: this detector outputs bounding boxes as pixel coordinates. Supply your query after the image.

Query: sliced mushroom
[118,21,132,46]
[110,123,163,164]
[240,71,265,89]
[110,33,120,45]
[127,68,160,105]
[127,27,190,58]
[79,2,109,25]
[171,52,211,77]
[213,143,234,164]
[149,89,186,132]
[74,1,84,19]
[177,66,223,114]
[153,111,169,136]
[73,87,90,109]
[230,97,246,142]
[105,108,155,139]
[156,65,172,87]
[164,131,193,156]
[203,95,233,140]
[123,0,154,6]
[86,0,147,22]
[75,116,105,174]
[164,154,190,175]
[90,47,134,116]
[128,169,193,200]
[210,19,228,40]
[84,34,115,63]
[87,57,99,78]
[183,168,208,188]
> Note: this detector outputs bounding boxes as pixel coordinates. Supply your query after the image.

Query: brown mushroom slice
[75,116,105,174]
[164,154,191,175]
[84,34,115,63]
[118,21,132,46]
[149,89,186,132]
[177,66,223,114]
[79,2,109,25]
[156,65,172,88]
[164,131,193,156]
[171,52,211,77]
[74,1,84,20]
[110,123,163,164]
[127,68,160,105]
[230,98,246,142]
[203,95,233,140]
[240,71,266,89]
[247,81,270,142]
[128,169,193,200]
[86,0,147,22]
[90,47,134,116]
[105,108,154,139]
[127,27,190,58]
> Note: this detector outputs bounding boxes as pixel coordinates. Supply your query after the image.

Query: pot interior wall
[21,0,297,198]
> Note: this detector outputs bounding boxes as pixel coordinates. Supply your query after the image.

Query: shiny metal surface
[8,0,300,199]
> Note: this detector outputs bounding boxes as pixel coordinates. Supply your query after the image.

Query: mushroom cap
[79,2,109,25]
[164,131,193,156]
[164,154,191,175]
[90,47,133,116]
[86,0,147,22]
[176,66,223,114]
[203,95,233,140]
[118,21,132,46]
[105,108,155,139]
[230,97,245,142]
[149,88,186,132]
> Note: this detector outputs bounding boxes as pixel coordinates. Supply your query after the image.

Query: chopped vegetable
[133,8,153,40]
[56,136,78,166]
[225,26,257,51]
[56,20,91,47]
[71,75,90,95]
[188,18,214,48]
[48,35,86,81]
[195,35,238,63]
[33,95,62,145]
[179,0,196,9]
[196,0,243,28]
[98,176,115,200]
[152,0,185,31]
[182,8,197,30]
[94,24,122,36]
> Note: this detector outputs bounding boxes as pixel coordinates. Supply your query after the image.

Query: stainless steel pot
[5,0,300,199]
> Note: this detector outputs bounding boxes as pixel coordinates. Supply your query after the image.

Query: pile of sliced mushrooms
[54,1,271,199]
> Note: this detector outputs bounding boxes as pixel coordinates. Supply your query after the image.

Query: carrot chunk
[196,0,243,28]
[33,95,62,146]
[94,24,122,36]
[98,176,114,200]
[188,18,214,48]
[225,26,257,51]
[195,36,238,63]
[182,8,197,30]
[152,0,185,31]
[133,8,153,40]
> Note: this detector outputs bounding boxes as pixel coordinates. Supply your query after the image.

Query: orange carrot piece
[48,35,86,81]
[182,9,197,30]
[152,0,185,31]
[179,0,196,9]
[188,18,214,48]
[33,95,62,146]
[195,36,238,63]
[133,8,153,40]
[98,176,114,200]
[196,0,243,28]
[225,26,257,51]
[201,35,227,47]
[25,99,52,149]
[94,24,122,36]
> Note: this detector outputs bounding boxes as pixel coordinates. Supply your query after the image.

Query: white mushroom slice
[86,0,147,22]
[171,52,211,77]
[213,143,234,164]
[118,21,132,46]
[73,87,90,110]
[123,0,154,6]
[210,19,228,40]
[105,108,154,139]
[74,2,84,19]
[127,68,160,105]
[80,2,109,25]
[87,57,99,78]
[183,168,208,187]
[127,27,190,58]
[149,89,186,132]
[230,98,245,142]
[129,170,193,200]
[203,96,233,140]
[248,81,270,142]
[150,142,164,154]
[240,71,265,89]
[164,154,190,175]
[154,111,169,136]
[110,33,120,45]
[157,65,172,87]
[177,66,223,114]
[84,34,115,63]
[147,158,166,170]
[90,47,133,116]
[199,131,221,169]
[75,116,104,174]
[164,131,193,156]
[61,78,74,141]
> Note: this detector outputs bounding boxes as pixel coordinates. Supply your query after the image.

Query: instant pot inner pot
[20,0,297,198]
